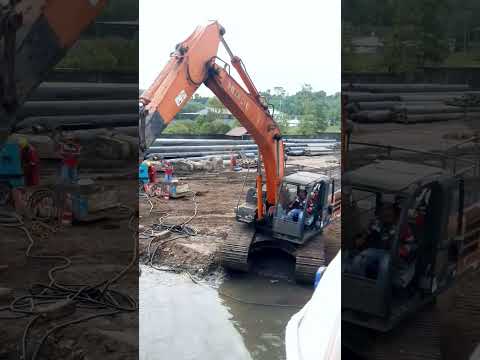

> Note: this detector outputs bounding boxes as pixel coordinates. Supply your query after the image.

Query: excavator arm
[140,21,285,212]
[0,0,109,144]
[206,62,284,212]
[139,21,223,148]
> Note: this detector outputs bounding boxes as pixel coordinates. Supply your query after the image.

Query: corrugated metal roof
[226,127,248,137]
[352,36,383,47]
[96,21,139,26]
[283,171,329,186]
[344,160,446,193]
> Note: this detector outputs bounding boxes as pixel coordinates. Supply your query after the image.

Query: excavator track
[295,220,342,283]
[324,219,342,265]
[344,306,442,360]
[344,267,480,360]
[220,221,256,272]
[294,234,327,283]
[221,220,341,284]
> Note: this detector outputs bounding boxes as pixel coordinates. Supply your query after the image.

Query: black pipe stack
[15,82,138,131]
[343,83,480,124]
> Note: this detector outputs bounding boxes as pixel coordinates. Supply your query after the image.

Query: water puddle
[140,266,313,360]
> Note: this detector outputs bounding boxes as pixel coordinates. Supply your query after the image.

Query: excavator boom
[0,0,109,144]
[206,63,284,207]
[140,21,284,207]
[139,21,222,148]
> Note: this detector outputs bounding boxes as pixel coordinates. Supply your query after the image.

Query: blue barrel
[0,143,24,188]
[314,266,327,288]
[139,162,149,184]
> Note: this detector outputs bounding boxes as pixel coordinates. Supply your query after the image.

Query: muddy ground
[139,155,341,275]
[350,118,479,151]
[1,172,138,360]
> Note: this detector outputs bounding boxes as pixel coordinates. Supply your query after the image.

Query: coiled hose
[0,191,137,360]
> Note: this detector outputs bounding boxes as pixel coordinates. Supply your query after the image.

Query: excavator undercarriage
[221,221,339,283]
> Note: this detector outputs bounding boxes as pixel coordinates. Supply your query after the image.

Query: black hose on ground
[142,191,308,309]
[0,190,138,360]
[142,191,199,267]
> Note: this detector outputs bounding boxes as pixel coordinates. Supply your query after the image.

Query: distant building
[274,110,300,127]
[93,21,139,39]
[351,34,383,54]
[287,116,300,127]
[226,127,249,138]
[176,107,235,125]
[175,108,208,120]
[468,27,480,51]
[447,37,456,53]
[206,107,235,123]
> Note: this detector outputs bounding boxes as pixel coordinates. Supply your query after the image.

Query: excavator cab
[342,160,463,331]
[272,172,333,244]
[236,186,264,224]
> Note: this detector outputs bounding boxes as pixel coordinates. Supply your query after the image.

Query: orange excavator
[140,21,340,282]
[0,0,109,146]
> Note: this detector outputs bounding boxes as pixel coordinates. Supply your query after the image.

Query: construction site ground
[350,118,479,152]
[1,173,138,360]
[139,154,341,277]
[139,154,340,360]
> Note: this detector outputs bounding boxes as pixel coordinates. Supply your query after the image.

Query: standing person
[230,152,237,170]
[162,161,174,200]
[59,134,81,184]
[147,161,156,184]
[19,137,40,186]
[164,161,173,183]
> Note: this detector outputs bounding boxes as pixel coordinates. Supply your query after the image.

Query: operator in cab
[288,189,308,222]
[357,201,398,251]
[353,196,416,286]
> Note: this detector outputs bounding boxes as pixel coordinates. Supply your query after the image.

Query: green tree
[298,114,328,135]
[275,112,290,134]
[383,0,449,73]
[207,96,226,120]
[59,34,138,71]
[261,84,336,133]
[273,86,286,97]
[295,84,329,133]
[181,101,205,113]
[98,0,138,21]
[193,112,231,134]
[163,121,194,135]
[325,93,341,127]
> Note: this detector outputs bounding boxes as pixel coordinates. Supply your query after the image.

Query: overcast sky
[139,0,340,96]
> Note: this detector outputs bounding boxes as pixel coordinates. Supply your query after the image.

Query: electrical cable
[142,180,307,309]
[0,189,138,360]
[144,192,199,269]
